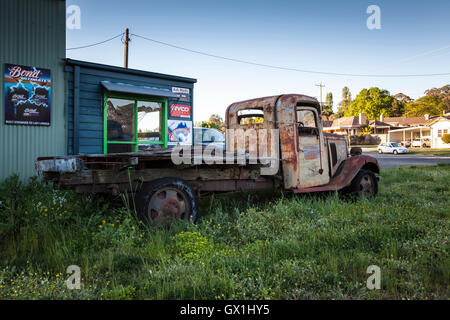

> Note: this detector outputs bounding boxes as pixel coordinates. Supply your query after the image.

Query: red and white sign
[172,87,190,95]
[170,104,191,118]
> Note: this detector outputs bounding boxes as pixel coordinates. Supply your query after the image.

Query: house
[323,113,368,135]
[429,117,450,148]
[324,112,450,148]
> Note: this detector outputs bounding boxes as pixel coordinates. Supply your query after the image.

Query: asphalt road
[363,152,450,169]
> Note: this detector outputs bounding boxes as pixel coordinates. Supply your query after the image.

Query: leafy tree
[346,87,393,120]
[404,95,445,117]
[391,93,412,117]
[322,92,333,119]
[442,133,450,144]
[337,87,351,117]
[197,114,225,132]
[425,84,450,113]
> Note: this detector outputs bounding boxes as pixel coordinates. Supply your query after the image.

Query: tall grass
[0,164,448,299]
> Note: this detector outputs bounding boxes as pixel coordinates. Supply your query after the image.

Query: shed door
[296,107,328,188]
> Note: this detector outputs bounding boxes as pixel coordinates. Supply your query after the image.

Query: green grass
[406,148,450,157]
[0,165,449,300]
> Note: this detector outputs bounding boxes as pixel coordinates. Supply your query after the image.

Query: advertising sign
[4,64,51,126]
[171,87,190,95]
[168,119,192,145]
[170,104,191,118]
[172,86,190,102]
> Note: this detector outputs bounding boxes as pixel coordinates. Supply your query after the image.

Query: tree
[442,133,450,144]
[337,87,352,117]
[425,84,450,113]
[197,114,225,132]
[391,93,412,117]
[346,87,394,120]
[322,92,333,119]
[404,95,445,117]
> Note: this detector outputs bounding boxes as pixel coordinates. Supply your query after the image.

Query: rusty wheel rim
[148,187,189,226]
[359,174,374,197]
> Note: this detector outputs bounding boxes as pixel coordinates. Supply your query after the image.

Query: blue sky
[66,0,450,121]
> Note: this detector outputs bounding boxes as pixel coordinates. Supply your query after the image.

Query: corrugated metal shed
[66,59,196,155]
[0,0,66,181]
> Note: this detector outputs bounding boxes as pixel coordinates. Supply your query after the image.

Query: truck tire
[135,177,198,226]
[349,169,378,198]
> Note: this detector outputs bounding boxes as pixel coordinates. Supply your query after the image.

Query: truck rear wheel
[349,169,378,198]
[136,178,198,226]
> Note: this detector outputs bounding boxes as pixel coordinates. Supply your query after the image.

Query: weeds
[0,164,449,299]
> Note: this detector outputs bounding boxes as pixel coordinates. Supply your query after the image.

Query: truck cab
[226,94,378,193]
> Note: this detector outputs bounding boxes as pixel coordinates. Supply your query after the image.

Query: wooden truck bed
[36,148,280,195]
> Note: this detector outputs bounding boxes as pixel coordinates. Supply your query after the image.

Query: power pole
[124,28,130,68]
[315,82,325,109]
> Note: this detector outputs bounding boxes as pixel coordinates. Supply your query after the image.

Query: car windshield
[391,142,401,147]
[202,128,225,142]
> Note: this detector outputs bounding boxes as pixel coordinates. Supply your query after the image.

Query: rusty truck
[36,94,380,225]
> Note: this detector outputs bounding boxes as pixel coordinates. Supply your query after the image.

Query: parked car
[194,127,225,150]
[411,137,431,148]
[400,140,411,147]
[378,142,409,154]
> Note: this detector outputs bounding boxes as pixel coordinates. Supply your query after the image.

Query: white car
[378,142,409,154]
[411,138,431,148]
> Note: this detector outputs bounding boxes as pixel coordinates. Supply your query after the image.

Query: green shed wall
[0,0,67,181]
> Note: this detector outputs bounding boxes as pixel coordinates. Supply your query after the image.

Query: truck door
[296,106,329,188]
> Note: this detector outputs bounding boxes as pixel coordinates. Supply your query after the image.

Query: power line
[131,33,450,78]
[65,32,450,78]
[66,33,124,50]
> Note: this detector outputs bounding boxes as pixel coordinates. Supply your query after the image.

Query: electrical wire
[66,33,124,50]
[131,33,450,78]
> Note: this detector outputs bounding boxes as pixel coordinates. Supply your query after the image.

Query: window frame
[295,107,319,136]
[103,93,168,154]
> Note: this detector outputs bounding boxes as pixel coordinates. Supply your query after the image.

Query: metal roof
[100,81,179,98]
[66,59,197,84]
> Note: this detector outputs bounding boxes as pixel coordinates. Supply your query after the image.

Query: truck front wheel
[135,178,198,226]
[349,169,378,198]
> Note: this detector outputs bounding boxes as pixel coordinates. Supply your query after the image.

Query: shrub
[442,133,450,144]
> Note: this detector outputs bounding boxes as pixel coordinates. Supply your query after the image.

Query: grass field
[406,148,450,157]
[0,164,449,300]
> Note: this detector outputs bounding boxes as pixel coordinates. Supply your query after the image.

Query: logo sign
[172,87,190,95]
[4,64,51,126]
[170,104,191,118]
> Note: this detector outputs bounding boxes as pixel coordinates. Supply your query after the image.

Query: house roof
[369,120,391,128]
[323,116,361,128]
[382,116,427,127]
[323,114,448,130]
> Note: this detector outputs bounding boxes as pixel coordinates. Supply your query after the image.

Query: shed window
[104,95,167,153]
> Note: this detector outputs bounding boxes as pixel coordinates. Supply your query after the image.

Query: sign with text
[172,87,190,102]
[170,104,191,118]
[4,64,51,126]
[168,119,192,145]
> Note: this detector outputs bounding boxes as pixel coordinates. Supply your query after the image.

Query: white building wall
[431,120,450,149]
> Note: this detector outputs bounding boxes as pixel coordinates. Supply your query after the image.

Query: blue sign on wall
[4,63,51,126]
